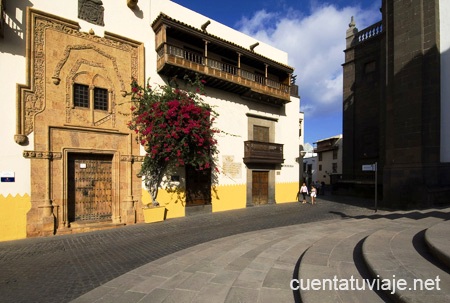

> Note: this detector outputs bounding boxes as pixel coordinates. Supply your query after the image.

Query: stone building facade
[0,0,301,241]
[342,0,450,208]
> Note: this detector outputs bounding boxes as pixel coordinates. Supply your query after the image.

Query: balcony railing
[356,21,383,44]
[157,44,291,103]
[243,141,284,164]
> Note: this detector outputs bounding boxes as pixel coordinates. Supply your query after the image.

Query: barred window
[74,84,89,108]
[332,163,338,173]
[94,87,108,110]
[333,149,338,160]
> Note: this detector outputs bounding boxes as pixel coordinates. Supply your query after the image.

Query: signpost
[362,163,378,212]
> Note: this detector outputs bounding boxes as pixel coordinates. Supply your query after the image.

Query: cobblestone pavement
[0,196,377,303]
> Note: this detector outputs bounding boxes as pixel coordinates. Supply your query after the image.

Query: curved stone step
[298,219,388,303]
[362,219,450,303]
[425,220,450,269]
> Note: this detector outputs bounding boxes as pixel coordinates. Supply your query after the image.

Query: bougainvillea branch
[128,75,219,206]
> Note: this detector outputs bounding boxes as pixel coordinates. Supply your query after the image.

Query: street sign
[361,163,379,212]
[362,164,376,171]
[0,171,15,182]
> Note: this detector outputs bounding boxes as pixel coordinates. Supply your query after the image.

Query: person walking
[310,185,317,205]
[298,182,309,204]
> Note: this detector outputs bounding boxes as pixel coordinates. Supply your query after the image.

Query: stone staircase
[296,211,450,303]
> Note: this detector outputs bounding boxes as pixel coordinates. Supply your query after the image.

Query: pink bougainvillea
[128,75,219,206]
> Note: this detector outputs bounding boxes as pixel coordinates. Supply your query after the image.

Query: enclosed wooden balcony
[152,14,294,107]
[243,141,284,164]
[0,1,4,38]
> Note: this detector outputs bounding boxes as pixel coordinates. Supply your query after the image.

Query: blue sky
[171,0,381,145]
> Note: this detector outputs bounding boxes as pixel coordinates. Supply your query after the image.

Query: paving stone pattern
[0,196,375,303]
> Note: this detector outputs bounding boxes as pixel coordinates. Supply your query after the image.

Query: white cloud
[236,2,381,118]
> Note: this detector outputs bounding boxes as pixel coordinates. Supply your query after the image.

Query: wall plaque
[222,155,242,179]
[0,171,15,183]
[78,0,105,26]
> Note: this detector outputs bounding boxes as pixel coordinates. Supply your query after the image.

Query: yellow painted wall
[212,184,247,212]
[0,194,31,242]
[141,188,186,219]
[275,182,299,204]
[141,184,247,218]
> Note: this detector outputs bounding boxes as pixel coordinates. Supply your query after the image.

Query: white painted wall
[276,96,301,182]
[440,0,450,162]
[0,4,32,196]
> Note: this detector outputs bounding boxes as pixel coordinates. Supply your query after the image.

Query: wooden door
[68,153,113,222]
[252,171,269,205]
[186,165,211,206]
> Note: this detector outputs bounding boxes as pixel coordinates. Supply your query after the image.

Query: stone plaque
[222,155,242,179]
[78,0,105,26]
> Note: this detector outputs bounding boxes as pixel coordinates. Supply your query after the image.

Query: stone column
[121,135,136,224]
[38,153,55,235]
[346,16,358,48]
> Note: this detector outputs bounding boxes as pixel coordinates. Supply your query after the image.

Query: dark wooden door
[68,153,113,222]
[252,171,268,205]
[186,165,211,206]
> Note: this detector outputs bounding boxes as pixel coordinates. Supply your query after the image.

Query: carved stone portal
[18,9,145,237]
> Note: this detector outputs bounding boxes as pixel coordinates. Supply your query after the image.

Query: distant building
[342,0,450,208]
[302,153,317,186]
[314,135,342,186]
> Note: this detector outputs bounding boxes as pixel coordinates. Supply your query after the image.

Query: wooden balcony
[0,1,4,38]
[156,44,292,107]
[243,141,284,164]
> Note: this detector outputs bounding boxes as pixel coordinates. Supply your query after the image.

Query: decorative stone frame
[245,113,279,206]
[17,8,145,237]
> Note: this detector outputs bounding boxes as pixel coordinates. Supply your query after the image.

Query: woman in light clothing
[310,186,317,205]
[298,183,309,204]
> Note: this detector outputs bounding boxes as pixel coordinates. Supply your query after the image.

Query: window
[253,125,269,142]
[318,153,322,161]
[364,61,376,74]
[332,163,338,173]
[74,84,89,108]
[73,84,108,111]
[333,149,338,160]
[94,87,108,110]
[319,164,322,171]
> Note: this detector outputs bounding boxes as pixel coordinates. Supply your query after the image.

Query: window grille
[94,87,108,110]
[74,84,89,108]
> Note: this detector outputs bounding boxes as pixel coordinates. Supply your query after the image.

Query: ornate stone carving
[127,0,138,9]
[54,45,126,91]
[78,0,105,26]
[120,155,145,162]
[23,151,62,159]
[14,134,28,145]
[16,10,142,143]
